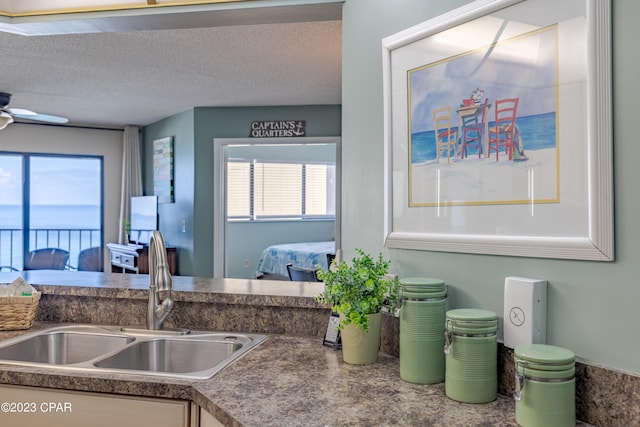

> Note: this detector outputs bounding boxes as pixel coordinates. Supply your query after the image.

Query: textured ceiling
[0,10,342,127]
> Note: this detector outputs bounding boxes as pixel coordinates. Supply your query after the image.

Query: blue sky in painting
[410,26,558,134]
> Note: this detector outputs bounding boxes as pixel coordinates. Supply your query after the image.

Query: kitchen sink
[94,335,248,375]
[0,325,267,379]
[0,328,133,365]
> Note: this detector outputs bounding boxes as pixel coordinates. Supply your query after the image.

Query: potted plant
[315,249,398,365]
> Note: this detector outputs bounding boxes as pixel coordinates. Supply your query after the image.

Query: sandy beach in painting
[410,148,558,206]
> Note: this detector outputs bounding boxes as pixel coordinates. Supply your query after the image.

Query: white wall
[0,123,123,268]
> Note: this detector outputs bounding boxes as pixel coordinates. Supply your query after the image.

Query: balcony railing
[0,228,102,271]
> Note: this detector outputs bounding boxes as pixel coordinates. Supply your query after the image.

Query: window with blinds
[227,159,336,221]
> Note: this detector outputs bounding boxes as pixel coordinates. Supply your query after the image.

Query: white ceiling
[0,1,343,127]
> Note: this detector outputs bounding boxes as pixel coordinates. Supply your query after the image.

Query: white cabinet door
[0,385,190,427]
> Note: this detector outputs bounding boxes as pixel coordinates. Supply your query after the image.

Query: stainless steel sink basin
[0,325,267,379]
[94,335,250,377]
[0,329,133,365]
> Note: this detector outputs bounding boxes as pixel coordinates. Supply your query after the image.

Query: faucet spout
[147,230,174,330]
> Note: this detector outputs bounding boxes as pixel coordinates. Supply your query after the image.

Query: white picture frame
[382,0,613,261]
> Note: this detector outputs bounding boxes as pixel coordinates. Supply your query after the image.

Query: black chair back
[286,263,320,282]
[78,247,103,271]
[24,248,69,270]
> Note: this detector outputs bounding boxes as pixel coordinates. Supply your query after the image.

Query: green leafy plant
[315,249,399,332]
[123,218,131,234]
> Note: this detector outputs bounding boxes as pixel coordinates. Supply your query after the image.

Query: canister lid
[400,277,445,287]
[516,345,575,378]
[515,344,575,365]
[446,308,498,322]
[400,277,446,298]
[446,308,498,334]
[401,290,447,300]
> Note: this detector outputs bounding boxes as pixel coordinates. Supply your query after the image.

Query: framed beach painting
[382,0,613,260]
[153,136,174,204]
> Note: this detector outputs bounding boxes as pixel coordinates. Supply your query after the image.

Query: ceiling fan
[0,92,69,130]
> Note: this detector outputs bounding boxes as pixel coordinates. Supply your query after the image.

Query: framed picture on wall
[382,0,613,261]
[153,136,174,203]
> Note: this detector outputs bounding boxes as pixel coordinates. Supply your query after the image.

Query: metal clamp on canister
[514,358,527,401]
[444,308,499,404]
[512,357,574,401]
[443,316,498,355]
[513,344,576,427]
[443,319,453,354]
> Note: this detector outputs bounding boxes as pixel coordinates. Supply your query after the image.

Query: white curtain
[118,126,143,244]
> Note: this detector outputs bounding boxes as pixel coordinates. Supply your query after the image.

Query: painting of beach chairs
[408,25,559,207]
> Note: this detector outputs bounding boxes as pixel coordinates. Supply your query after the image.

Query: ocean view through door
[0,153,103,271]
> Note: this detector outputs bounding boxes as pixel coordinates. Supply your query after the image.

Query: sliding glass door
[0,153,103,271]
[0,154,23,270]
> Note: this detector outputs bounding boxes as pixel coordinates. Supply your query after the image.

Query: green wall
[143,109,196,274]
[342,0,640,374]
[144,105,341,277]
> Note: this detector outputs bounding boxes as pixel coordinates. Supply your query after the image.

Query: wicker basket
[0,292,41,331]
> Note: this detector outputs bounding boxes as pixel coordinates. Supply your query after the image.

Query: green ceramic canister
[399,277,447,384]
[444,308,498,403]
[514,344,575,427]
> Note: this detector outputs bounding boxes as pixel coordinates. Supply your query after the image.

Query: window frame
[226,157,336,222]
[0,151,105,270]
[213,136,341,278]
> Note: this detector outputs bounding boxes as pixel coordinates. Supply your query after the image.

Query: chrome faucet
[147,230,174,330]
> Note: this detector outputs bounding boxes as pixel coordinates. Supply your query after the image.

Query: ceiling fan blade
[6,107,37,116]
[10,111,69,124]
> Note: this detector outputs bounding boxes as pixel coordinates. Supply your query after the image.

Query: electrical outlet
[243,259,250,269]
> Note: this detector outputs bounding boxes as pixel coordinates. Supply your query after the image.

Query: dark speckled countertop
[0,324,519,427]
[0,271,596,426]
[201,334,522,427]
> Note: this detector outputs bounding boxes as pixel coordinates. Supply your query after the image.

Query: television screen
[130,196,158,244]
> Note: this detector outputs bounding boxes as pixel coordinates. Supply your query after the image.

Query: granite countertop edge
[0,270,325,308]
[0,323,522,427]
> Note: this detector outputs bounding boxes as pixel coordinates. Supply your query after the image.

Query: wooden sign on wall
[249,120,306,137]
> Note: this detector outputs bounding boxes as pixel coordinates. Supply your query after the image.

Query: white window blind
[254,162,302,217]
[226,162,250,218]
[305,164,336,216]
[226,159,335,221]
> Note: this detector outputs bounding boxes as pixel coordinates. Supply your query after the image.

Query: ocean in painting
[411,112,556,164]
